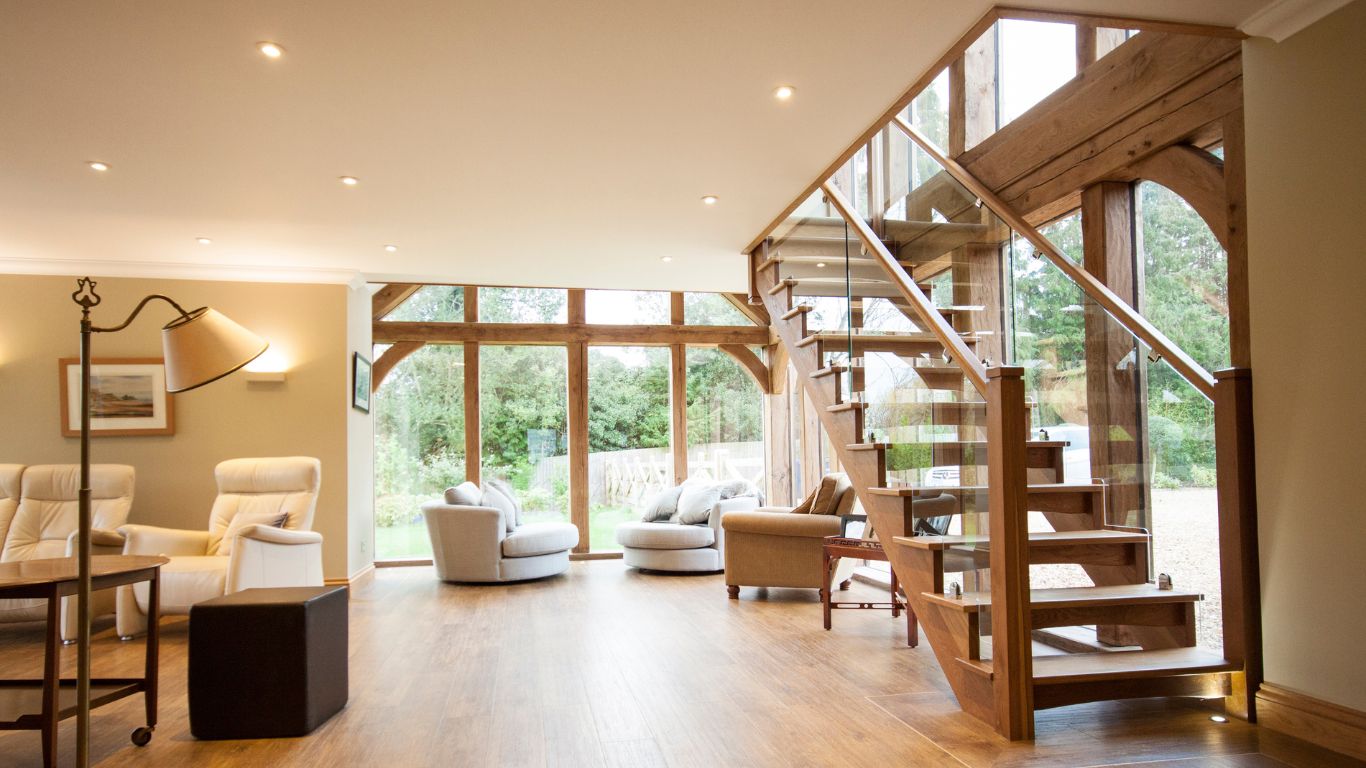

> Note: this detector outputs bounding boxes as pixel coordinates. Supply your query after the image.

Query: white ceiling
[0,0,1278,292]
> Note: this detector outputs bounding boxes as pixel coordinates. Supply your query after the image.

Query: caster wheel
[131,726,153,747]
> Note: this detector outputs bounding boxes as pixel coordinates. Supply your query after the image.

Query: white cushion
[615,521,714,550]
[640,484,688,523]
[674,485,722,525]
[444,481,480,506]
[219,511,288,557]
[501,522,578,558]
[481,484,519,534]
[3,464,133,563]
[207,457,320,556]
[134,556,228,614]
[484,478,522,530]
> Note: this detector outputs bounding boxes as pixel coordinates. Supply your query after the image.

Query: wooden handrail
[819,181,990,396]
[891,115,1218,400]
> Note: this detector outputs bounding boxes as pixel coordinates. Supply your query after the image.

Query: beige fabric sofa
[117,456,323,638]
[422,481,579,583]
[0,464,134,641]
[616,496,759,572]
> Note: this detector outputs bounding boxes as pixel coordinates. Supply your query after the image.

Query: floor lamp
[71,277,267,766]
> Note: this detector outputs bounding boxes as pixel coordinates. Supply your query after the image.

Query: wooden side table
[0,555,168,767]
[820,536,917,647]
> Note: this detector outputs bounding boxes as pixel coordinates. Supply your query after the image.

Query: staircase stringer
[754,261,1000,729]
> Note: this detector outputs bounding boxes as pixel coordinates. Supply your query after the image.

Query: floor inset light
[339,176,359,187]
[257,41,285,59]
[384,245,398,253]
[661,256,673,263]
[1210,715,1228,723]
[87,161,109,172]
[773,85,795,101]
[196,237,213,245]
[701,195,718,205]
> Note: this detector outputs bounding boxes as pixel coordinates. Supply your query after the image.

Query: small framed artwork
[352,352,372,413]
[59,358,175,437]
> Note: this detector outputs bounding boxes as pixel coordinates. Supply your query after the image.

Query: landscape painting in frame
[60,358,175,437]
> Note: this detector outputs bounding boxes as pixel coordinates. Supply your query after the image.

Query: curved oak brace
[371,341,425,392]
[717,344,772,395]
[1129,146,1229,249]
[372,284,421,320]
[723,293,770,327]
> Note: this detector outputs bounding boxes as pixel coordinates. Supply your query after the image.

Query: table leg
[821,551,833,631]
[41,591,60,768]
[144,568,160,730]
[890,569,901,618]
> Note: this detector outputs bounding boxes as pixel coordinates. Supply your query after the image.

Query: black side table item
[189,585,349,740]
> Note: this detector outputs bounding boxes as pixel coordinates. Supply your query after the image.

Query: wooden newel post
[986,365,1034,740]
[1213,368,1261,721]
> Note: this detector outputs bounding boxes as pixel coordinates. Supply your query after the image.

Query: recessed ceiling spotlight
[196,237,212,245]
[384,244,398,253]
[773,85,795,101]
[339,176,359,187]
[1209,715,1228,724]
[701,195,718,205]
[87,161,110,172]
[815,262,827,268]
[257,41,285,59]
[660,256,673,263]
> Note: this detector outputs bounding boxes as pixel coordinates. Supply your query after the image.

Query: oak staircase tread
[920,583,1204,613]
[780,305,814,321]
[957,648,1237,685]
[892,529,1149,551]
[845,439,1069,451]
[825,402,868,413]
[765,279,797,296]
[868,482,1103,497]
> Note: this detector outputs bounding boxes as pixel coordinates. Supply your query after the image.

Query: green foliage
[685,348,762,445]
[588,348,671,452]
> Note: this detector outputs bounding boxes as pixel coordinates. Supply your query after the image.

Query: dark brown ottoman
[189,586,348,739]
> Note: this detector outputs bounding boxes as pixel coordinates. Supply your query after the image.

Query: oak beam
[370,341,424,392]
[1222,107,1252,369]
[373,321,769,346]
[724,292,770,327]
[671,344,688,485]
[994,7,1246,39]
[1127,146,1230,250]
[463,288,480,484]
[718,344,773,395]
[1214,368,1261,720]
[372,283,421,320]
[568,341,589,553]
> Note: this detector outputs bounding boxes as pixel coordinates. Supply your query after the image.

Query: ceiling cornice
[1240,0,1354,40]
[0,257,360,286]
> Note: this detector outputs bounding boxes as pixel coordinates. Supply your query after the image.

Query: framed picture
[352,352,372,413]
[59,358,175,437]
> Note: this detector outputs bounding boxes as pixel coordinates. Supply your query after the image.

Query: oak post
[987,365,1033,740]
[1214,368,1261,720]
[568,290,589,552]
[463,287,481,485]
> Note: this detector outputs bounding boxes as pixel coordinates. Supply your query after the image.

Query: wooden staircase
[754,246,1238,738]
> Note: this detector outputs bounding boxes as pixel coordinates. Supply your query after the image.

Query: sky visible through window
[998,20,1077,127]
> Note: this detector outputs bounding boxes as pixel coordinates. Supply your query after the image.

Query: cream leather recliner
[0,464,134,641]
[116,456,323,638]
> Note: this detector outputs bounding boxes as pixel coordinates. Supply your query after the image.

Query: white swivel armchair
[0,464,134,641]
[116,456,323,638]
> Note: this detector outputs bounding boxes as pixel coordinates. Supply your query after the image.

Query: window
[586,290,670,324]
[478,287,567,323]
[684,293,752,325]
[998,19,1077,127]
[480,345,569,524]
[373,344,465,560]
[685,348,764,487]
[384,286,464,322]
[588,347,672,550]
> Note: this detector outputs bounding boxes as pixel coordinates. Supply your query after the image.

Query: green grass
[375,521,432,560]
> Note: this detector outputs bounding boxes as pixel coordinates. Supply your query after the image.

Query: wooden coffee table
[0,555,168,767]
[820,536,917,647]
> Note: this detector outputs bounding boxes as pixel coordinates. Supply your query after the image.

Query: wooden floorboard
[0,563,1350,767]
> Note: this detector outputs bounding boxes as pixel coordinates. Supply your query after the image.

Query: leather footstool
[189,586,348,739]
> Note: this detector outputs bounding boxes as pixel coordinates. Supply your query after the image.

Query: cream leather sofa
[0,464,134,641]
[615,496,759,572]
[422,481,579,583]
[116,456,323,638]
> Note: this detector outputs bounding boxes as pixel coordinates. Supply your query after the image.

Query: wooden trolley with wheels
[0,555,167,767]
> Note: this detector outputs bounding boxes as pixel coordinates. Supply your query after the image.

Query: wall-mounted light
[244,346,289,383]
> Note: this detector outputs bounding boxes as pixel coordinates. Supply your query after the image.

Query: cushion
[480,484,519,534]
[615,521,715,550]
[484,477,522,529]
[640,484,688,523]
[790,486,815,515]
[220,511,288,557]
[674,484,723,525]
[444,482,480,506]
[714,478,764,503]
[501,522,579,558]
[812,474,851,515]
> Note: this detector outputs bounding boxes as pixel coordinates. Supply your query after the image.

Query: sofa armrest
[236,525,323,546]
[420,502,506,582]
[710,496,760,558]
[118,524,211,556]
[66,527,128,554]
[720,510,842,539]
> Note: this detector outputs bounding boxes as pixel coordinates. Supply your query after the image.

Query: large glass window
[683,293,752,326]
[384,286,464,322]
[480,345,569,524]
[998,19,1077,127]
[372,344,465,560]
[478,287,567,323]
[685,348,764,486]
[586,290,670,324]
[588,347,671,550]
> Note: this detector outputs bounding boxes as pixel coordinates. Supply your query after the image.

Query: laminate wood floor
[0,563,1355,767]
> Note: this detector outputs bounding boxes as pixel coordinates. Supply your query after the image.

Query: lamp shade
[161,307,269,392]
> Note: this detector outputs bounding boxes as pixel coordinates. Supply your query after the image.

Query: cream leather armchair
[116,456,323,638]
[0,464,134,641]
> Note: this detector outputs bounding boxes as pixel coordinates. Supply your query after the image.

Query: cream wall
[1244,0,1366,712]
[0,273,372,581]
